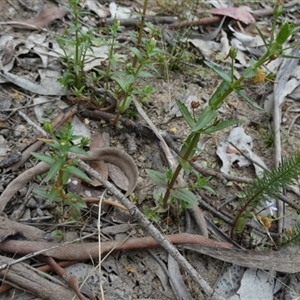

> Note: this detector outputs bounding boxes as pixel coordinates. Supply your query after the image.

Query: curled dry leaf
[87,132,109,187]
[198,7,255,25]
[2,38,25,65]
[11,6,67,30]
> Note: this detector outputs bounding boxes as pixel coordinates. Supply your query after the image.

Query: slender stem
[132,0,148,68]
[162,133,200,207]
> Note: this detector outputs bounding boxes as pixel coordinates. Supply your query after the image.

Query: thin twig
[71,153,226,300]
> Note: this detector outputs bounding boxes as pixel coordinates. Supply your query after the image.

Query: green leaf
[208,80,231,109]
[180,132,200,160]
[204,61,233,83]
[62,170,71,185]
[170,188,197,208]
[124,74,136,86]
[192,106,217,132]
[137,71,153,78]
[118,96,132,112]
[69,206,82,220]
[51,230,64,239]
[129,47,143,61]
[244,65,257,79]
[64,165,91,182]
[145,64,160,76]
[44,158,64,182]
[48,140,62,150]
[65,193,87,208]
[178,157,191,173]
[203,119,239,134]
[276,23,291,46]
[69,146,89,155]
[111,76,127,91]
[143,205,160,222]
[236,89,263,110]
[236,217,246,233]
[175,99,195,128]
[291,25,300,35]
[146,169,168,187]
[31,152,55,165]
[33,186,51,200]
[253,24,268,48]
[202,185,216,195]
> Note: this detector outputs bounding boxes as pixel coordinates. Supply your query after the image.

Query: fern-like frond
[279,224,300,248]
[244,151,300,209]
[232,152,300,234]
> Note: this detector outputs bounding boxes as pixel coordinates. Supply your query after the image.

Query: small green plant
[145,168,215,218]
[232,151,300,234]
[56,0,99,93]
[31,122,90,220]
[145,2,300,227]
[259,126,275,148]
[56,0,161,116]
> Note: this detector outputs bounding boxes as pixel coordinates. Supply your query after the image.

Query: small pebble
[14,124,27,137]
[137,155,146,162]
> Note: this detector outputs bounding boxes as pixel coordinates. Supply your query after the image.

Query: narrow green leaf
[291,25,300,35]
[180,132,200,160]
[253,24,268,48]
[137,71,153,78]
[124,74,136,86]
[64,165,91,182]
[111,76,127,91]
[129,47,142,61]
[170,189,197,208]
[203,119,240,134]
[31,152,55,165]
[69,146,89,155]
[244,65,257,79]
[118,96,132,112]
[208,80,231,109]
[178,157,191,173]
[65,193,87,208]
[204,61,233,83]
[175,99,195,128]
[276,23,291,46]
[44,159,64,182]
[192,106,217,132]
[145,64,160,75]
[146,169,168,187]
[236,89,263,110]
[62,170,71,185]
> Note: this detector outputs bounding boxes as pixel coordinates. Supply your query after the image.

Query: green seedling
[57,0,161,116]
[32,122,90,220]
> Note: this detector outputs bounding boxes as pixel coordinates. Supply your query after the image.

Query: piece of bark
[0,255,78,299]
[181,244,300,273]
[0,234,231,261]
[11,7,67,29]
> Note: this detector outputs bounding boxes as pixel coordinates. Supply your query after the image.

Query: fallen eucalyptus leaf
[0,70,67,95]
[11,6,67,30]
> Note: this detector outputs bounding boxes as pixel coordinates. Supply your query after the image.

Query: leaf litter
[0,0,299,299]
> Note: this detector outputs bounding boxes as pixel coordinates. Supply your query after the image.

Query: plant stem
[132,0,148,68]
[162,132,200,207]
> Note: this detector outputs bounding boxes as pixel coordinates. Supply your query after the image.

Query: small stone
[137,155,146,162]
[14,125,27,137]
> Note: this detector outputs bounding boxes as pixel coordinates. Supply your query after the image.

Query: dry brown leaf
[2,38,25,65]
[108,163,129,191]
[87,133,109,187]
[11,7,67,29]
[226,146,240,154]
[198,7,255,25]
